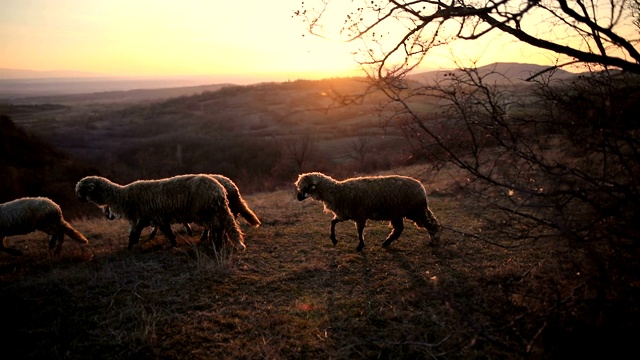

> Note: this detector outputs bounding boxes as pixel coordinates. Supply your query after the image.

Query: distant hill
[408,62,577,85]
[2,83,236,105]
[0,69,240,100]
[0,68,104,79]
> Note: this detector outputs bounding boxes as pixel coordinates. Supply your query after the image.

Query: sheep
[294,172,441,251]
[101,174,261,242]
[147,174,260,241]
[0,197,88,256]
[102,205,194,239]
[209,174,261,227]
[75,174,245,251]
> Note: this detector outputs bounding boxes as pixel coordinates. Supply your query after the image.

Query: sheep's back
[332,177,427,220]
[118,175,226,223]
[0,198,62,236]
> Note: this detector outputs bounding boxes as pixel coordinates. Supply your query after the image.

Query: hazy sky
[0,0,558,82]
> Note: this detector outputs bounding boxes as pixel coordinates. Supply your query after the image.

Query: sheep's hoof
[330,237,338,246]
[356,244,364,252]
[382,240,392,248]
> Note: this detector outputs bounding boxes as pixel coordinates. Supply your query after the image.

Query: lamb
[295,172,441,251]
[102,174,261,241]
[102,205,194,239]
[0,197,88,256]
[75,174,245,251]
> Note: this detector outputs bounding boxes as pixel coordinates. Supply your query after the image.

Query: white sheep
[75,174,245,251]
[0,197,89,256]
[102,174,261,242]
[295,172,441,251]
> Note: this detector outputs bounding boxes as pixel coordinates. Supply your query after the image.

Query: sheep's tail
[237,198,261,227]
[62,221,89,244]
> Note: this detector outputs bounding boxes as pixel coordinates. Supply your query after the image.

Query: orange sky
[0,0,562,82]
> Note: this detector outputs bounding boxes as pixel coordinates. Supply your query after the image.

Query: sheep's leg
[157,223,178,247]
[128,221,147,250]
[355,220,367,251]
[49,232,64,257]
[0,236,23,256]
[211,228,224,251]
[48,234,58,253]
[199,229,209,243]
[330,217,345,245]
[184,223,193,237]
[148,226,159,240]
[382,218,404,248]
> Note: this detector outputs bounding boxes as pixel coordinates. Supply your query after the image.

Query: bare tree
[295,0,640,82]
[284,134,318,173]
[296,0,640,247]
[348,136,373,171]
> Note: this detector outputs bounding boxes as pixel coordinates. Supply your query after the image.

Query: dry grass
[0,168,624,359]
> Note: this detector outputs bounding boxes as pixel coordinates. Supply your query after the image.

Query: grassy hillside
[0,115,101,217]
[0,164,626,359]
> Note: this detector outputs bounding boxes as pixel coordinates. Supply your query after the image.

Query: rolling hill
[408,62,577,85]
[0,62,578,205]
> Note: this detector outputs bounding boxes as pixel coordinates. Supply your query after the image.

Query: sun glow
[0,0,363,81]
[0,0,579,82]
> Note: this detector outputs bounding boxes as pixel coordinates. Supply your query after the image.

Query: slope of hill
[1,167,631,358]
[408,62,577,85]
[0,115,100,218]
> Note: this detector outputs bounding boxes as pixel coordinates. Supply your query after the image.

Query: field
[2,68,637,358]
[0,165,602,359]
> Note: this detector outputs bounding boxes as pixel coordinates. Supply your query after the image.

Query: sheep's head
[294,172,328,201]
[75,176,107,205]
